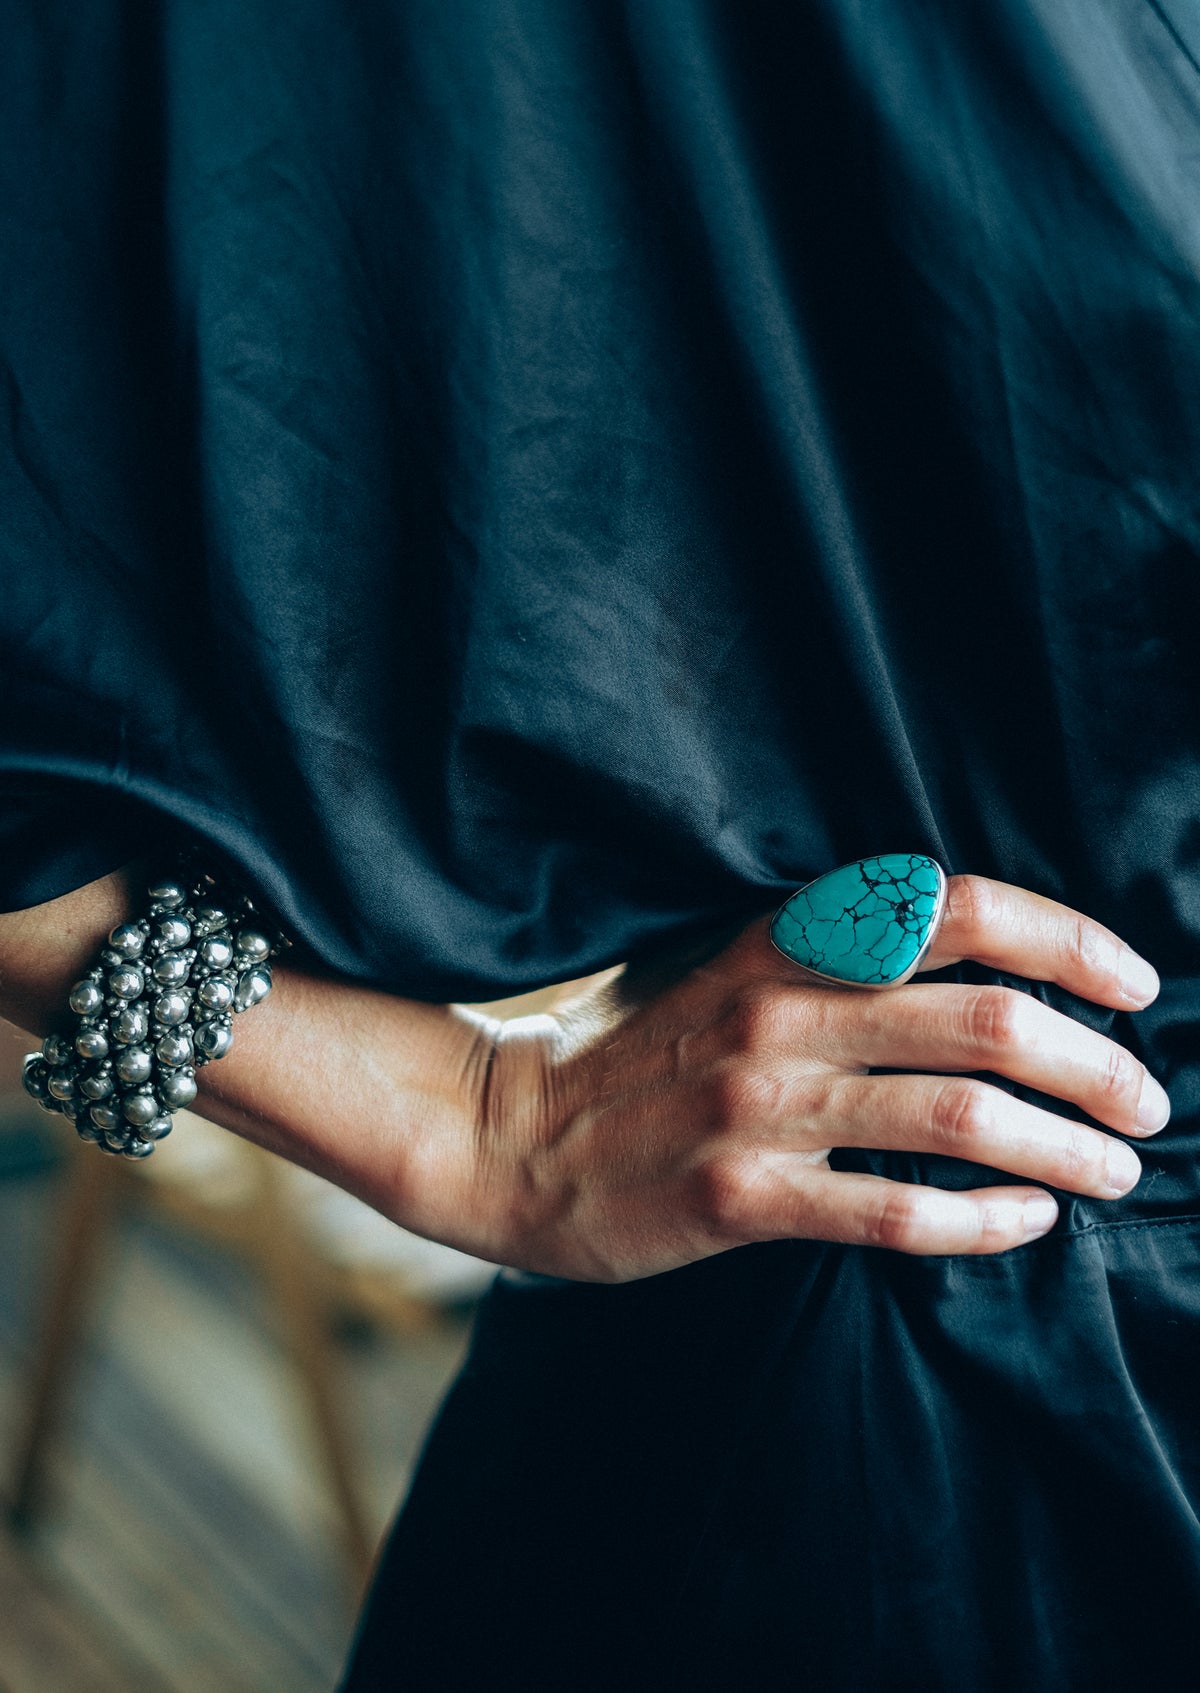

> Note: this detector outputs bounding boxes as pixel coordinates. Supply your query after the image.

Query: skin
[0,866,1169,1283]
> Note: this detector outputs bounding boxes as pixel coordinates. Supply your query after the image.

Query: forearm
[5,862,1168,1283]
[0,870,496,1224]
[0,869,138,1034]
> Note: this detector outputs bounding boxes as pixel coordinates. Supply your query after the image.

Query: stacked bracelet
[21,863,289,1158]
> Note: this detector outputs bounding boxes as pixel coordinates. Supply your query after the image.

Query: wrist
[3,861,515,1253]
[192,971,499,1229]
[0,867,137,1036]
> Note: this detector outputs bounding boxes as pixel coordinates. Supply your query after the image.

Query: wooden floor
[0,1131,473,1693]
[0,978,598,1692]
[0,1523,158,1693]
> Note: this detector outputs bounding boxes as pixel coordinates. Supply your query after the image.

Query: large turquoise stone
[770,854,945,987]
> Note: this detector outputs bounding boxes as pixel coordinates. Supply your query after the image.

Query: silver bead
[58,1099,80,1118]
[38,1096,60,1113]
[157,916,192,949]
[153,952,190,985]
[143,1115,173,1141]
[108,965,145,1000]
[103,1126,128,1152]
[155,1031,192,1068]
[108,923,146,959]
[89,1102,120,1131]
[195,1022,233,1061]
[200,936,234,970]
[194,905,228,937]
[76,1118,102,1143]
[76,1027,110,1061]
[22,1058,50,1099]
[112,1006,150,1045]
[69,980,105,1016]
[115,1046,153,1085]
[234,929,272,963]
[43,1033,73,1067]
[234,966,272,1011]
[159,1069,197,1109]
[124,1138,155,1159]
[47,1070,76,1101]
[123,1092,158,1127]
[148,879,187,908]
[152,991,189,1027]
[198,977,233,1011]
[80,1071,114,1100]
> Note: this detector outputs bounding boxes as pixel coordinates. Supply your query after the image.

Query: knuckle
[1068,913,1116,981]
[1097,1042,1140,1110]
[706,1066,747,1132]
[706,1065,783,1132]
[976,1200,1022,1253]
[964,986,1028,1056]
[722,989,790,1058]
[948,874,999,941]
[1069,913,1096,972]
[865,1186,925,1253]
[694,1156,756,1236]
[1056,1125,1104,1189]
[795,1070,839,1126]
[735,1068,788,1123]
[930,1078,992,1148]
[796,988,845,1048]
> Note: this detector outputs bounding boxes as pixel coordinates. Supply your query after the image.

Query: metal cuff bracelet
[21,862,289,1158]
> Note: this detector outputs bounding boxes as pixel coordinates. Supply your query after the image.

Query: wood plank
[0,1525,171,1693]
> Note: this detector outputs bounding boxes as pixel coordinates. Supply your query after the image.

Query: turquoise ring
[769,853,948,990]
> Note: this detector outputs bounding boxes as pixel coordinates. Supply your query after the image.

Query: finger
[811,982,1171,1138]
[922,875,1159,1010]
[740,1162,1059,1255]
[794,1072,1142,1200]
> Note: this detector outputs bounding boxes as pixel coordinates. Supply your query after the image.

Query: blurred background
[0,978,595,1693]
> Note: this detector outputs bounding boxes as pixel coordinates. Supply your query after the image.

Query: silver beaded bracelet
[21,863,289,1159]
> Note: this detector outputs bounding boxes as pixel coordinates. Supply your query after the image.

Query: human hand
[0,869,1168,1287]
[445,876,1167,1281]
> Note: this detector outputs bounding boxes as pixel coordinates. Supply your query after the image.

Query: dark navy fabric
[345,1225,1200,1691]
[3,4,1200,1687]
[4,0,1200,1005]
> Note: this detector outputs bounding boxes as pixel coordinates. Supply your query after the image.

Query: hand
[444,875,1168,1281]
[0,868,1170,1287]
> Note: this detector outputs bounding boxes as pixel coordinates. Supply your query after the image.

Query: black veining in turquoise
[770,855,945,986]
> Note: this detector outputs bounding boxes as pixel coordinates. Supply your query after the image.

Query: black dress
[2,3,1199,1687]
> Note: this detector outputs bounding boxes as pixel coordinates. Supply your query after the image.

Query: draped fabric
[345,1224,1200,1691]
[3,3,1200,1686]
[5,0,1200,1003]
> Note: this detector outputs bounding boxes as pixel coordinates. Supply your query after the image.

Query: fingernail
[1119,948,1160,1006]
[1021,1194,1059,1240]
[1104,1138,1142,1196]
[1135,1074,1171,1135]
